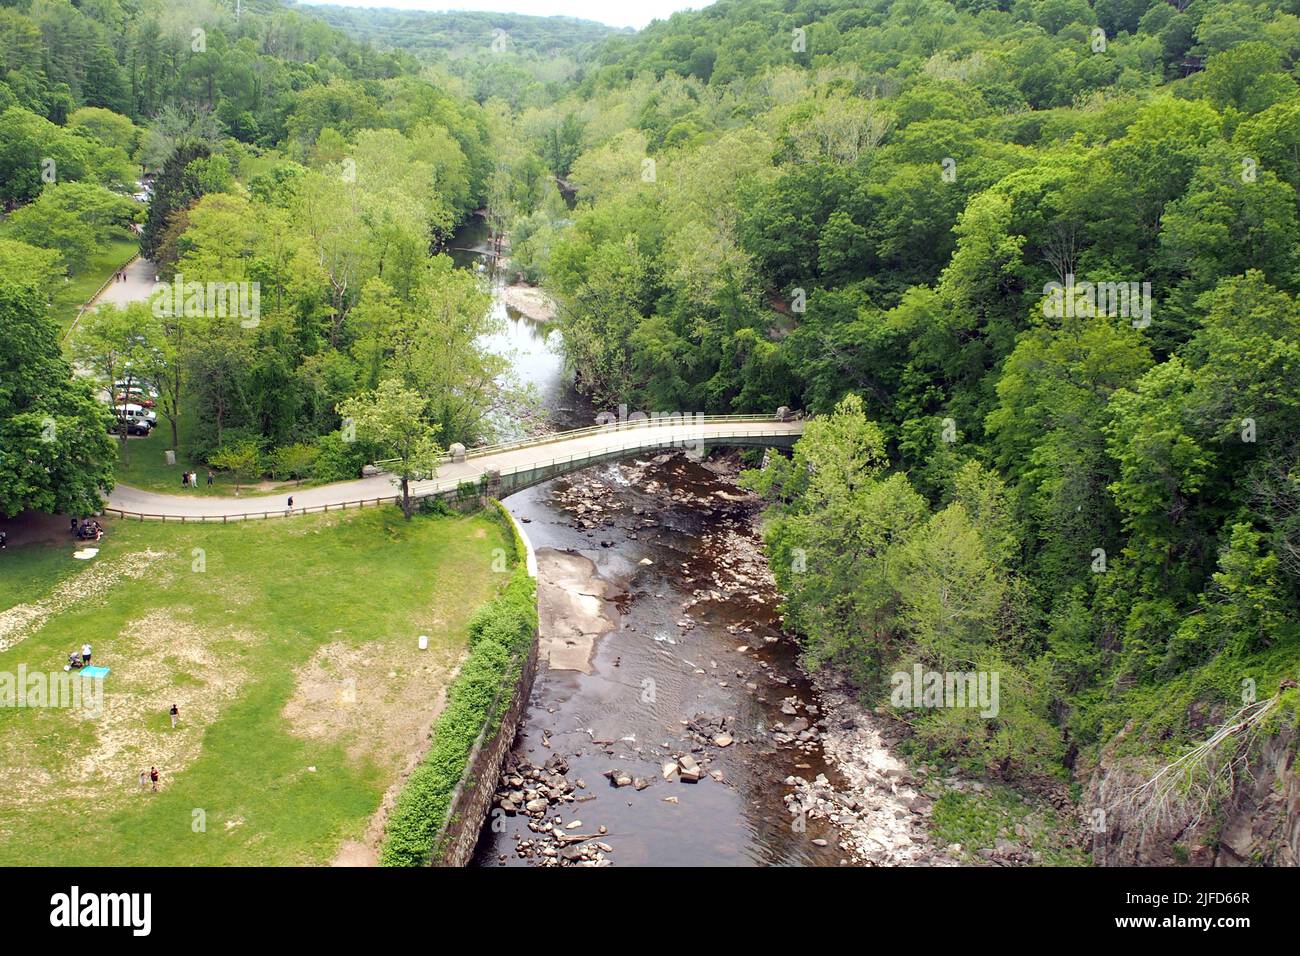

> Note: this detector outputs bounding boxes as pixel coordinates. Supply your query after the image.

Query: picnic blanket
[79,666,110,678]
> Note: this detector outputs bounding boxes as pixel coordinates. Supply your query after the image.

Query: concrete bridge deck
[104,415,804,521]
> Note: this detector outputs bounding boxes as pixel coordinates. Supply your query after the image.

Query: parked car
[113,392,155,408]
[109,417,152,437]
[112,403,157,428]
[113,381,157,402]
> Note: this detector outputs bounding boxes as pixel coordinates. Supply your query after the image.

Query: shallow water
[451,225,842,866]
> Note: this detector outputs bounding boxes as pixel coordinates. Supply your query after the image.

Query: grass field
[53,234,139,337]
[0,506,511,865]
[111,411,316,497]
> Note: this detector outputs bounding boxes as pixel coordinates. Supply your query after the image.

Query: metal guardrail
[103,421,802,522]
[372,414,790,470]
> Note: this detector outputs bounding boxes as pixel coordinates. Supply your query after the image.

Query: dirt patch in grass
[282,638,465,866]
[0,549,168,653]
[0,609,251,810]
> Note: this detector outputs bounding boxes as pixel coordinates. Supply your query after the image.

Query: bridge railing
[102,424,801,522]
[373,413,791,471]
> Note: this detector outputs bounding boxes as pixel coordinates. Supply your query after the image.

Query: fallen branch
[1115,690,1287,841]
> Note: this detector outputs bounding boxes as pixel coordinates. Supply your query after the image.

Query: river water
[450,225,844,867]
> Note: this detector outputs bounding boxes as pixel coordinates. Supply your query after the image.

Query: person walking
[169,704,179,729]
[286,495,294,516]
[181,471,189,488]
[149,767,159,792]
[138,770,147,791]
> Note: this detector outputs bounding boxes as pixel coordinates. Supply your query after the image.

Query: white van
[112,403,157,427]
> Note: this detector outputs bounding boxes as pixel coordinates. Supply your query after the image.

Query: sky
[295,0,712,31]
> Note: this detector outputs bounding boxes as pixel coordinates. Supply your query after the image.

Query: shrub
[271,442,319,483]
[379,505,537,867]
[312,429,370,482]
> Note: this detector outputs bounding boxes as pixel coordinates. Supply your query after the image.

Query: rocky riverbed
[475,449,1056,866]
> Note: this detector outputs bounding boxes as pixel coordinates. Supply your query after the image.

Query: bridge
[104,415,805,521]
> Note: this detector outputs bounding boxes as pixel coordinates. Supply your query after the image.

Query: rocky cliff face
[1086,723,1299,867]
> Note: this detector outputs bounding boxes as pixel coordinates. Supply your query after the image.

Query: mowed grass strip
[0,506,508,865]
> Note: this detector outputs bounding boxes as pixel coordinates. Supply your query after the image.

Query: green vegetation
[110,411,311,497]
[0,506,511,865]
[305,5,626,108]
[0,271,115,519]
[380,501,537,866]
[52,234,137,335]
[1,0,515,509]
[4,0,1299,864]
[930,786,1086,866]
[461,0,1300,804]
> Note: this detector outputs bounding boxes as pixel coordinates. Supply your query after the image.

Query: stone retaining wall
[427,502,540,867]
[429,636,539,867]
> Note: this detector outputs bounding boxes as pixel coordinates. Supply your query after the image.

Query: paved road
[106,419,804,519]
[89,256,160,309]
[83,257,806,521]
[70,257,158,389]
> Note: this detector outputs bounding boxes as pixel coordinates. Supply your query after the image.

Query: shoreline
[500,281,558,324]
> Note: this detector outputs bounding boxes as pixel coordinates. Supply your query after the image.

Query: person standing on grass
[82,642,92,666]
[207,470,214,487]
[150,767,159,792]
[138,770,147,791]
[169,704,179,729]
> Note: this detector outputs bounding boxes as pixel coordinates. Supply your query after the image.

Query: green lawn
[112,411,319,497]
[0,506,511,865]
[54,233,139,338]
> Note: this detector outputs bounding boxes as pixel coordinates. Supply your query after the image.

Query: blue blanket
[79,666,110,678]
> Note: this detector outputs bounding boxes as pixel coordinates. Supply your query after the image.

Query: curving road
[84,255,806,521]
[105,417,805,520]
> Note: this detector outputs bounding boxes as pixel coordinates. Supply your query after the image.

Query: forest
[0,0,536,517]
[473,0,1300,793]
[1,0,1298,837]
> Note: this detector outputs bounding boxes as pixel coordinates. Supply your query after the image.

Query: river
[448,223,847,867]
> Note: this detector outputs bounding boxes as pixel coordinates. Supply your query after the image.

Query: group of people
[67,642,92,669]
[72,518,104,541]
[113,269,129,283]
[181,470,214,488]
